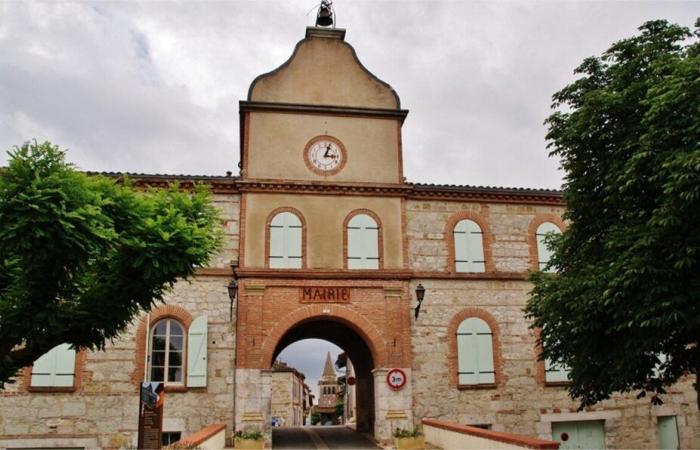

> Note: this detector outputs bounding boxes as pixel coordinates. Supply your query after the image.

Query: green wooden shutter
[187,315,208,387]
[31,343,76,387]
[552,421,605,450]
[657,416,679,450]
[347,214,379,269]
[545,358,570,383]
[454,220,485,272]
[457,318,495,384]
[536,222,561,272]
[269,212,302,268]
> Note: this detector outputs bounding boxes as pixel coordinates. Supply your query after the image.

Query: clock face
[304,136,347,175]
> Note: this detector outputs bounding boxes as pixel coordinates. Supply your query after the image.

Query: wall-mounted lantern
[414,283,426,320]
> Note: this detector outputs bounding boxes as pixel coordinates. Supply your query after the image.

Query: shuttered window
[269,212,303,269]
[30,343,76,387]
[149,319,184,384]
[536,222,562,272]
[545,358,570,383]
[347,214,379,269]
[454,219,486,272]
[187,315,208,387]
[457,318,495,385]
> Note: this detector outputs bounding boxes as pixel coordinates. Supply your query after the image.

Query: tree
[525,19,700,410]
[0,141,222,386]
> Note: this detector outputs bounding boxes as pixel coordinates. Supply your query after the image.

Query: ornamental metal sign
[386,368,407,390]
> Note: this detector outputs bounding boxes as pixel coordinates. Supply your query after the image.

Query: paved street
[272,426,380,449]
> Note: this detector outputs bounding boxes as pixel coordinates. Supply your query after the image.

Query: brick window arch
[444,211,494,273]
[448,308,502,388]
[265,207,307,269]
[343,209,384,270]
[132,304,193,391]
[527,214,567,271]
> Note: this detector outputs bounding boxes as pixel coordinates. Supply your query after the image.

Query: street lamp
[414,283,426,320]
[227,260,239,321]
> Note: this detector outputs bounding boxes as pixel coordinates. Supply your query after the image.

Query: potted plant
[234,428,264,450]
[393,427,424,450]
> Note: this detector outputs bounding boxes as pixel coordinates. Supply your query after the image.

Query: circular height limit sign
[386,368,407,390]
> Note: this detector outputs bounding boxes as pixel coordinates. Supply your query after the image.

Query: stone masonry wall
[0,193,240,449]
[406,199,700,449]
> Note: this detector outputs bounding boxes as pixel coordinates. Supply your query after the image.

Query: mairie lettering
[300,287,351,303]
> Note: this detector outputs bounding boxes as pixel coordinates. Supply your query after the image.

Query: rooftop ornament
[315,0,334,27]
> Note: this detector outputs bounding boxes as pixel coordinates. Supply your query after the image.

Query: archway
[270,317,376,434]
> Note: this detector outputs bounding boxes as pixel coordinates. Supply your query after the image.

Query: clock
[303,135,347,175]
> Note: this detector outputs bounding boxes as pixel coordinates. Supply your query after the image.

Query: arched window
[453,219,485,272]
[30,343,76,387]
[347,214,379,269]
[148,319,185,384]
[536,222,562,272]
[269,212,303,269]
[456,318,495,385]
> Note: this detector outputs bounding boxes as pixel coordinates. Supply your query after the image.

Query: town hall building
[0,16,698,450]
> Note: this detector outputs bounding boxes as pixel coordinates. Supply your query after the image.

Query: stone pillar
[234,368,272,448]
[372,368,414,443]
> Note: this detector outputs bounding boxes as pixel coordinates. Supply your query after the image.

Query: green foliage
[393,428,422,439]
[310,412,321,425]
[235,429,263,440]
[335,399,344,417]
[0,141,222,386]
[525,19,700,409]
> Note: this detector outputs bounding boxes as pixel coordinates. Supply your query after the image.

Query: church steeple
[321,351,336,380]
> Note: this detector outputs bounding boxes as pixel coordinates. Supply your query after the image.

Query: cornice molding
[240,101,409,123]
[92,173,563,205]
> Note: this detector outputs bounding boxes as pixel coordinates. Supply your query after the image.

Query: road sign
[347,376,356,386]
[386,368,407,390]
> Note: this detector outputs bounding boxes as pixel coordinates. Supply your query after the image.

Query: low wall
[172,423,226,449]
[422,418,559,450]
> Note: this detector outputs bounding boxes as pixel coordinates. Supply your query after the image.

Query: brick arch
[447,308,503,388]
[443,210,494,273]
[343,208,384,269]
[265,206,308,269]
[259,304,388,368]
[131,304,194,388]
[527,213,567,271]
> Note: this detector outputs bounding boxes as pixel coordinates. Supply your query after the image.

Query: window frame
[445,211,493,274]
[148,318,187,387]
[26,344,82,393]
[448,308,502,389]
[343,209,383,270]
[265,207,306,269]
[528,215,566,272]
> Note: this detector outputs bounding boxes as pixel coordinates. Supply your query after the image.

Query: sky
[1,1,696,190]
[278,339,343,401]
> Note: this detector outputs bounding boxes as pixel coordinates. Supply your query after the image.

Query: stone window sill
[544,381,571,387]
[164,385,188,393]
[458,383,497,390]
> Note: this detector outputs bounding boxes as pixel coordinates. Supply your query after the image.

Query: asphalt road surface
[272,426,380,449]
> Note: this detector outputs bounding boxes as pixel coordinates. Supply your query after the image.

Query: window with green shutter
[657,416,680,450]
[30,343,76,388]
[536,222,561,272]
[456,317,495,385]
[347,214,379,269]
[269,212,303,268]
[454,219,485,272]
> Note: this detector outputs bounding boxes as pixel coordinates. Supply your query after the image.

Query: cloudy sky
[1,1,695,190]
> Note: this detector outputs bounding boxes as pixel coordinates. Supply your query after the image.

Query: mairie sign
[300,287,351,303]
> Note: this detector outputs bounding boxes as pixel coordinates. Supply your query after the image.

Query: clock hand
[323,144,332,158]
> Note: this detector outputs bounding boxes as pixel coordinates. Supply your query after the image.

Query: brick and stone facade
[1,23,698,450]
